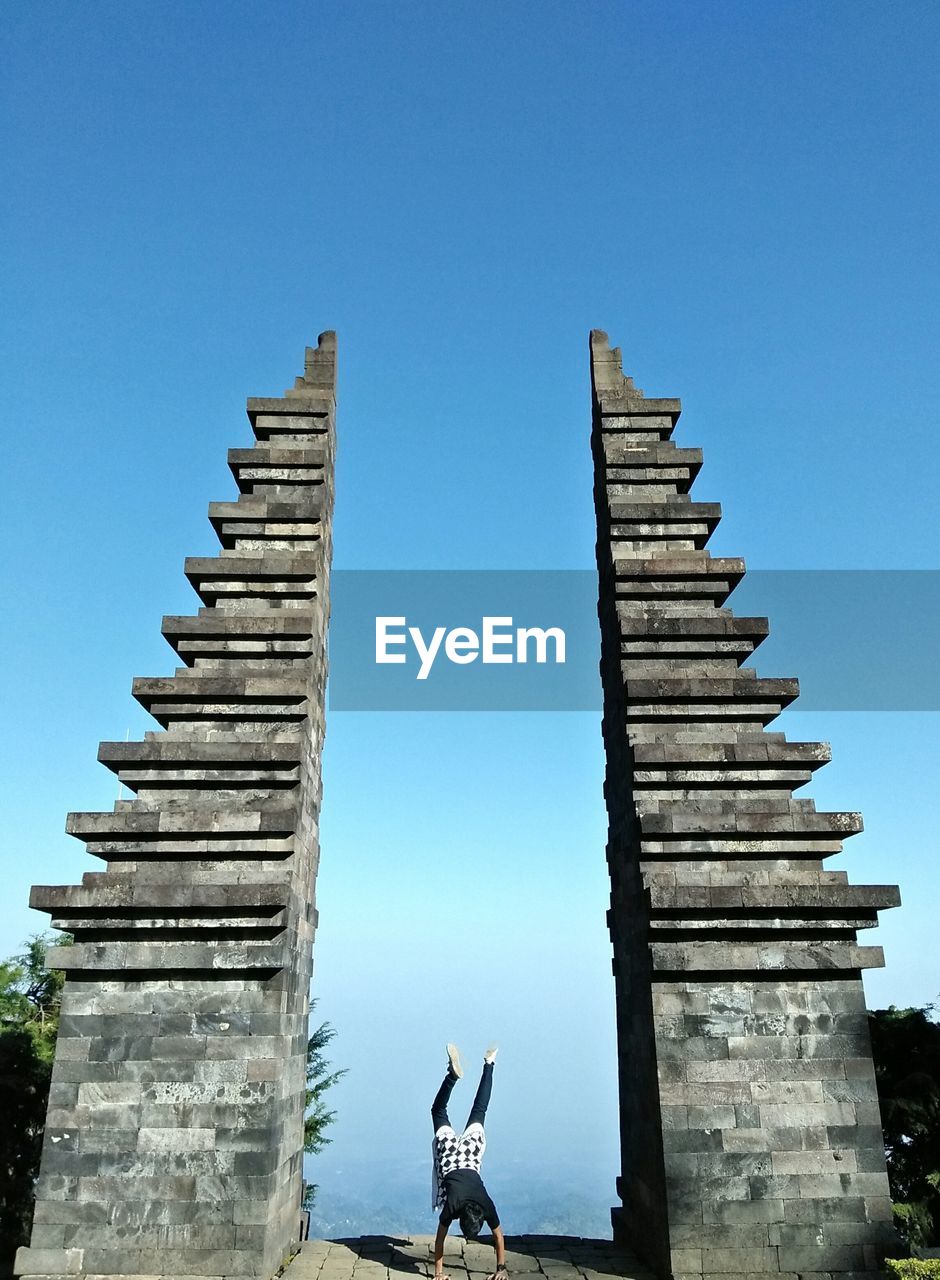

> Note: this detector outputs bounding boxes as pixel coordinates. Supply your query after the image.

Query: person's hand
[485,1269,508,1280]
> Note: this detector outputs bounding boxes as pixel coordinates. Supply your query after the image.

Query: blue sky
[3,0,939,1227]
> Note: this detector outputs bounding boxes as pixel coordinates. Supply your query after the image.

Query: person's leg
[466,1061,493,1129]
[431,1070,458,1131]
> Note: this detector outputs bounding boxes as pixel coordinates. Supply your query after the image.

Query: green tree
[0,934,67,1270]
[870,1003,940,1248]
[302,1002,347,1211]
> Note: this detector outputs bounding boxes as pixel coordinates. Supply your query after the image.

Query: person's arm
[487,1224,507,1277]
[434,1219,450,1279]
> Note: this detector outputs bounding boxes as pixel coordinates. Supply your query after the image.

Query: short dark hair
[459,1201,486,1239]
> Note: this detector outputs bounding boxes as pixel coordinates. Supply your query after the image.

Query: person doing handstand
[431,1043,506,1280]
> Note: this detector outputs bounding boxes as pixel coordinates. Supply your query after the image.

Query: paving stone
[282,1239,651,1280]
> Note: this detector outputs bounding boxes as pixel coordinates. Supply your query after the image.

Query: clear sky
[3,0,939,1231]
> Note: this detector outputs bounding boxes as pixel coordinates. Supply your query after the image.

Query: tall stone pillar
[16,334,337,1280]
[590,331,900,1280]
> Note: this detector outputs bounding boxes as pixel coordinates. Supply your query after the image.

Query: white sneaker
[484,1044,499,1064]
[446,1043,464,1078]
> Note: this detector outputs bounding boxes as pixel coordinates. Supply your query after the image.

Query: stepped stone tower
[16,334,337,1280]
[590,332,900,1280]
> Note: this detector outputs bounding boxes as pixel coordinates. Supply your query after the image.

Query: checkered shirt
[431,1122,487,1211]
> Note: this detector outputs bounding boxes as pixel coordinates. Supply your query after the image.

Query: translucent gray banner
[327,570,940,712]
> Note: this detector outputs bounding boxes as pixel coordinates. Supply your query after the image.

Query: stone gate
[590,330,899,1280]
[16,334,337,1280]
[15,331,901,1280]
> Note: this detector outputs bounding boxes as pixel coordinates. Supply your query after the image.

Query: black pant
[431,1061,493,1132]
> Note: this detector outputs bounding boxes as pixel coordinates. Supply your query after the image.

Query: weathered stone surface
[590,331,899,1280]
[17,334,337,1279]
[277,1236,654,1280]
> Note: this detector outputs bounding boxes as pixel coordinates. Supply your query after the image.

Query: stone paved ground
[282,1235,654,1280]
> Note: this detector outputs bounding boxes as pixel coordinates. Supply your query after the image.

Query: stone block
[667,1176,751,1210]
[844,1056,877,1080]
[232,1198,268,1225]
[734,1104,762,1128]
[750,1081,824,1105]
[864,1196,894,1222]
[762,1057,846,1082]
[246,1056,282,1081]
[687,1059,766,1083]
[701,1199,784,1224]
[855,1101,886,1125]
[149,1035,208,1060]
[662,1129,724,1153]
[854,1146,891,1173]
[700,1247,779,1272]
[686,1105,737,1126]
[26,1224,67,1247]
[13,1246,84,1275]
[233,1148,279,1175]
[782,1196,867,1224]
[797,1171,891,1199]
[822,1078,880,1103]
[670,1248,702,1272]
[668,1151,772,1178]
[660,1081,751,1106]
[722,1127,797,1154]
[771,1150,858,1175]
[749,1175,802,1200]
[757,1102,857,1128]
[670,1223,771,1248]
[137,1126,215,1152]
[776,1246,867,1271]
[76,1082,141,1107]
[50,1060,119,1083]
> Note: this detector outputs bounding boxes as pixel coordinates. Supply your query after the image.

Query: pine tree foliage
[304,1005,348,1155]
[0,934,68,1269]
[870,1003,940,1248]
[302,1001,347,1213]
